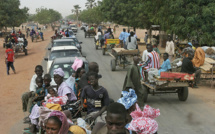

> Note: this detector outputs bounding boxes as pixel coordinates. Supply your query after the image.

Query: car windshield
[69,31,74,35]
[53,41,76,47]
[50,50,81,60]
[50,62,89,79]
[70,25,76,27]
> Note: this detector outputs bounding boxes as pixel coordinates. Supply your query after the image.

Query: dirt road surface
[0,28,53,134]
[0,27,214,134]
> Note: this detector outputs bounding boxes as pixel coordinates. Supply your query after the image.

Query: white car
[44,46,82,72]
[70,24,78,32]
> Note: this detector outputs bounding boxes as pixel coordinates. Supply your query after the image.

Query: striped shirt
[144,51,160,70]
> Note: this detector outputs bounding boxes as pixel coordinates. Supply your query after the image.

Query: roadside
[0,27,53,134]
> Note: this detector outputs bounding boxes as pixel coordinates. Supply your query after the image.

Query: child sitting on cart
[148,53,172,84]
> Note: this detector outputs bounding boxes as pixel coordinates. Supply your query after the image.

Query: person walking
[123,56,144,107]
[5,44,16,75]
[165,36,175,61]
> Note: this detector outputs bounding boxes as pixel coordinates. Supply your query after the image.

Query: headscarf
[128,104,160,134]
[117,89,137,110]
[54,68,65,77]
[69,125,86,134]
[49,111,69,134]
[188,42,192,47]
[72,57,84,71]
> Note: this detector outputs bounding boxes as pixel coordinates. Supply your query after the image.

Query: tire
[111,59,116,71]
[142,85,148,102]
[24,49,28,55]
[102,48,106,55]
[178,87,189,101]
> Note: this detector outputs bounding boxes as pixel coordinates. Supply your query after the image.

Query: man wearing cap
[54,68,77,102]
[165,36,175,62]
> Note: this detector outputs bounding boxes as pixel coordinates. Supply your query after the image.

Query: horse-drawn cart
[109,48,139,71]
[142,72,194,102]
[85,29,96,38]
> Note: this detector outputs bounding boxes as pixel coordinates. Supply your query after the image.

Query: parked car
[70,24,78,32]
[61,37,82,52]
[50,39,82,52]
[44,46,82,72]
[49,57,89,80]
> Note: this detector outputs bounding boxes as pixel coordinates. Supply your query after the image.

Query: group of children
[21,60,160,134]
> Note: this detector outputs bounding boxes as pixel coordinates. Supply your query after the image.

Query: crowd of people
[20,54,160,134]
[5,22,207,134]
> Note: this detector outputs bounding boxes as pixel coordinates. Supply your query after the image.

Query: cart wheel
[178,87,188,101]
[96,45,98,50]
[3,43,5,48]
[102,48,106,55]
[24,49,28,55]
[142,85,148,102]
[111,59,116,71]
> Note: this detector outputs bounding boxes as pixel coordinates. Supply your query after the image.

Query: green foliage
[100,0,215,45]
[35,8,62,24]
[85,0,97,9]
[0,0,29,28]
[100,0,151,29]
[72,5,81,21]
[79,7,104,25]
[66,14,76,20]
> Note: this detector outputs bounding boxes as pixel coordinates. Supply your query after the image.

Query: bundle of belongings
[201,46,215,60]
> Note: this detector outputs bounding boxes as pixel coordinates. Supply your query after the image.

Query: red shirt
[5,48,14,62]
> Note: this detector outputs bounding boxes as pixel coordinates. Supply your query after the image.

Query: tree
[0,0,29,29]
[79,7,104,25]
[85,0,97,9]
[35,8,62,24]
[143,0,215,45]
[66,14,76,21]
[100,0,152,30]
[72,5,81,21]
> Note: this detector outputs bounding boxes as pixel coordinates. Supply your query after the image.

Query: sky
[20,0,99,17]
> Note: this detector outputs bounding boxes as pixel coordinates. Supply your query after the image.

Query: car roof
[53,39,75,42]
[52,57,88,64]
[51,46,78,51]
[61,36,76,39]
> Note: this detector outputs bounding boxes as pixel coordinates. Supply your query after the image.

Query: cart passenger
[158,53,172,75]
[93,102,130,134]
[181,52,201,88]
[192,42,205,68]
[95,29,102,41]
[123,56,144,107]
[140,44,160,81]
[126,31,138,50]
[80,72,109,123]
[142,44,150,62]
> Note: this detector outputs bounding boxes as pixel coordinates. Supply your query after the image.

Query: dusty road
[0,27,214,134]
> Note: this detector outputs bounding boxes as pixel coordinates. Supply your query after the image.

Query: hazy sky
[20,0,99,17]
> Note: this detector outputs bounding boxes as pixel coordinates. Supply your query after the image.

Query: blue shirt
[119,32,129,43]
[159,59,171,75]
